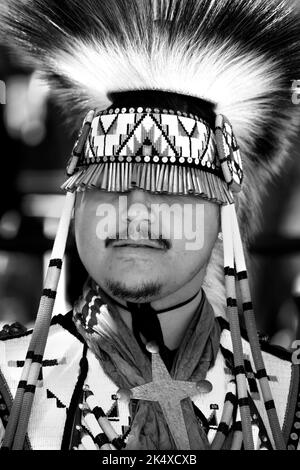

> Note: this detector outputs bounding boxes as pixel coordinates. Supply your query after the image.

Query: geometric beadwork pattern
[106,400,120,422]
[215,115,243,192]
[62,108,240,205]
[82,108,220,175]
[46,389,67,409]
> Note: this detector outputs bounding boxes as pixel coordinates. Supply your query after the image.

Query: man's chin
[103,277,163,303]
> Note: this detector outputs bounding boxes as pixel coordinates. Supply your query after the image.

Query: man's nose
[127,188,149,205]
[126,189,152,222]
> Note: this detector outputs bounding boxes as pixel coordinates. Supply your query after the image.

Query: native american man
[0,0,300,451]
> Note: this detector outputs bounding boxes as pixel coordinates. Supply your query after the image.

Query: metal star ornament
[129,342,213,450]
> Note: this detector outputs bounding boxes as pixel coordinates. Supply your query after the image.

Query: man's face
[74,188,220,303]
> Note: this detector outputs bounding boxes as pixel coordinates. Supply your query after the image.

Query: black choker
[105,290,202,315]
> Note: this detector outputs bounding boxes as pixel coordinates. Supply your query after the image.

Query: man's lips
[105,236,170,250]
[110,239,169,250]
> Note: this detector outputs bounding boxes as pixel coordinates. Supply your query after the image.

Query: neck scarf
[73,278,221,450]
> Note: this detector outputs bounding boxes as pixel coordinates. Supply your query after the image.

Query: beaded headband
[62,92,243,205]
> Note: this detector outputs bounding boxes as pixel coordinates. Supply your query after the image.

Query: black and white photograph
[0,0,300,454]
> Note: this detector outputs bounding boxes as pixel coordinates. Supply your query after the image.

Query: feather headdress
[2,0,300,237]
[1,0,300,451]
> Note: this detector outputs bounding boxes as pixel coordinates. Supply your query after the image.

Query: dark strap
[61,343,88,450]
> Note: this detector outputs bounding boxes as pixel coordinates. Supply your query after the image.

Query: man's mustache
[105,231,171,250]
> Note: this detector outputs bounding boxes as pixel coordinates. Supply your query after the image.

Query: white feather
[202,238,227,318]
[53,37,281,147]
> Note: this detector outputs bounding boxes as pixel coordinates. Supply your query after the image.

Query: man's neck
[155,289,203,350]
[107,278,204,351]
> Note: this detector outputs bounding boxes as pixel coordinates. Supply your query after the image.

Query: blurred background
[0,44,88,329]
[0,41,299,350]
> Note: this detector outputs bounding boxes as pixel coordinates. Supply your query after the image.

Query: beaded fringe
[61,163,234,205]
